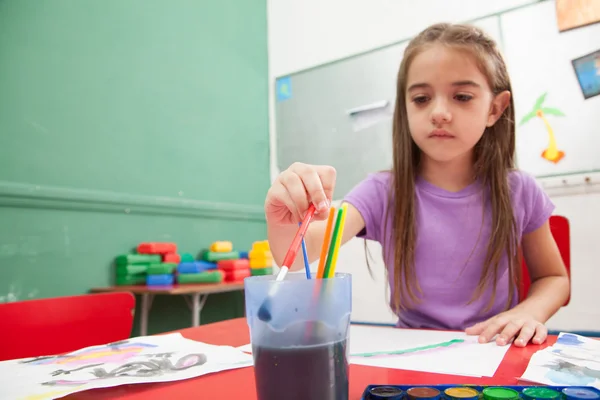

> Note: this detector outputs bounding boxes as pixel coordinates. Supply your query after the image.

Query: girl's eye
[455,94,473,102]
[412,96,429,104]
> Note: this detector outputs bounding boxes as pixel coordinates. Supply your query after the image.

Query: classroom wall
[0,0,269,335]
[267,0,600,332]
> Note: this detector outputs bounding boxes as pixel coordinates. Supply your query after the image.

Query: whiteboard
[273,1,600,325]
[501,0,600,177]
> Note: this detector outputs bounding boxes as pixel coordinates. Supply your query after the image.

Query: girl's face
[405,44,508,166]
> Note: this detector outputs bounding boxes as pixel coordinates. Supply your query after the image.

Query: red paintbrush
[257,203,317,322]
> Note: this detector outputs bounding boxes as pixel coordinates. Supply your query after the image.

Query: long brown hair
[381,23,520,313]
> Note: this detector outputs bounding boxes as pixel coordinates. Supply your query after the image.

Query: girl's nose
[431,102,452,125]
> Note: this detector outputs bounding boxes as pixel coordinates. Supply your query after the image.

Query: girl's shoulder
[507,169,555,234]
[507,169,545,197]
[363,170,393,186]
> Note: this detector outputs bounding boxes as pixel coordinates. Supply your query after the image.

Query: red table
[68,318,558,400]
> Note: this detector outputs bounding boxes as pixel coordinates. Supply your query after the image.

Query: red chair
[0,292,135,361]
[520,215,571,305]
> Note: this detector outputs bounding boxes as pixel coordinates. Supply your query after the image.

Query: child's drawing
[20,340,158,367]
[520,332,600,389]
[519,92,566,164]
[352,338,468,358]
[543,359,600,386]
[42,352,207,386]
[0,333,253,400]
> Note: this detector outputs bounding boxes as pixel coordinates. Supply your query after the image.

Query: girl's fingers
[267,182,302,223]
[513,322,539,347]
[497,320,524,346]
[279,170,308,222]
[531,324,548,345]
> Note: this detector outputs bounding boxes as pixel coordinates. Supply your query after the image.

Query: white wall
[267,0,600,332]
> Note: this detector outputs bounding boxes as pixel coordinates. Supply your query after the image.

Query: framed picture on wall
[556,0,600,32]
[571,48,600,100]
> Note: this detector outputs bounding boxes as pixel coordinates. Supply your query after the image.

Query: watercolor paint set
[361,384,600,400]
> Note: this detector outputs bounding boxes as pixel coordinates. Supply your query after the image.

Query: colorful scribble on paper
[0,333,253,400]
[21,341,158,367]
[352,338,466,358]
[520,332,600,389]
[519,92,566,164]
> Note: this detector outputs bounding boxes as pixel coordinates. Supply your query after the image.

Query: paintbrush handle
[265,205,316,297]
[267,265,289,296]
[280,204,316,268]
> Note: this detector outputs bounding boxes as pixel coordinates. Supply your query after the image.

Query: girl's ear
[487,90,511,127]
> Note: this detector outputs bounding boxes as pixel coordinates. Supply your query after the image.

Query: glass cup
[244,272,352,400]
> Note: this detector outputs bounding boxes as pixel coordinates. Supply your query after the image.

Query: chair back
[0,292,135,361]
[520,215,571,305]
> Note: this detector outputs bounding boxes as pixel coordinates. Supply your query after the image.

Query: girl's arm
[268,203,366,272]
[466,219,570,346]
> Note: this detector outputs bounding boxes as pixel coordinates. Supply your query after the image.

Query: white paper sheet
[348,325,509,377]
[238,324,511,378]
[520,332,600,389]
[0,333,253,400]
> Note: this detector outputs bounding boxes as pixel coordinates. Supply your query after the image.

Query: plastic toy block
[177,261,217,274]
[116,264,148,276]
[217,259,249,271]
[249,249,273,260]
[177,270,224,284]
[210,241,233,253]
[162,253,181,263]
[147,263,177,275]
[180,253,195,262]
[137,242,177,255]
[250,267,273,276]
[116,254,161,265]
[202,250,239,262]
[250,258,273,269]
[116,275,147,285]
[251,240,270,251]
[223,268,251,282]
[146,274,174,286]
[239,251,249,259]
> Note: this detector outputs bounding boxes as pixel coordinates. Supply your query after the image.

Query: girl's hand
[465,310,548,347]
[265,162,336,225]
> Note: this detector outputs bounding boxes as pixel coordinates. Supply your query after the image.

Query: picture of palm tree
[519,92,566,164]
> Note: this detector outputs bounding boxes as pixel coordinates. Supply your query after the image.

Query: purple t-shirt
[343,170,555,330]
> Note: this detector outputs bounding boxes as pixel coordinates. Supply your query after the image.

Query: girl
[264,23,570,347]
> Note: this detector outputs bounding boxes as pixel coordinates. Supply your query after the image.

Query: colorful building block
[180,253,195,262]
[251,240,270,252]
[249,249,272,260]
[116,275,147,285]
[146,274,174,286]
[217,259,249,271]
[222,268,250,282]
[116,264,148,276]
[116,254,161,265]
[137,242,177,255]
[177,270,224,284]
[147,263,177,275]
[177,261,217,274]
[249,258,273,269]
[162,253,181,263]
[250,267,273,276]
[210,241,233,253]
[202,250,239,262]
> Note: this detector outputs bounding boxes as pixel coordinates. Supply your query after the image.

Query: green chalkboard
[0,0,269,334]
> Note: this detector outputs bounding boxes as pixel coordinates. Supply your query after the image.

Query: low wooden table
[90,282,244,335]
